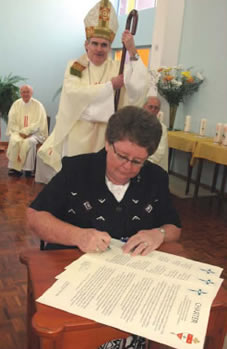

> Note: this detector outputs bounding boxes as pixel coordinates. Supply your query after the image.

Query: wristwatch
[158,227,166,238]
[130,53,139,61]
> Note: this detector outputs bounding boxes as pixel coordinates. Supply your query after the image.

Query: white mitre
[84,0,119,43]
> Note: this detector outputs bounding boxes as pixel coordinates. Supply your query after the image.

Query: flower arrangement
[156,66,204,106]
[149,65,204,129]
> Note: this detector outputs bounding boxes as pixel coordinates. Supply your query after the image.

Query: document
[37,239,223,349]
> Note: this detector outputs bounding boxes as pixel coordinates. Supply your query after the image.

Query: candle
[222,123,227,146]
[184,115,191,132]
[213,123,223,143]
[199,118,207,136]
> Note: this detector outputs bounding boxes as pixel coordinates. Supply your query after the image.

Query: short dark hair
[105,106,162,155]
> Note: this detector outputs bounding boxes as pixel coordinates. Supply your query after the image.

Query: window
[118,0,157,15]
[115,0,155,67]
[114,47,151,67]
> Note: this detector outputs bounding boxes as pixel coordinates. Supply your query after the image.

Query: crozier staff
[35,0,150,184]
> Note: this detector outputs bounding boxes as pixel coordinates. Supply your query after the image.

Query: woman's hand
[76,228,111,253]
[122,228,165,256]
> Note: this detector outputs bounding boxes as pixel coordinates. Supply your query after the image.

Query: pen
[102,238,111,250]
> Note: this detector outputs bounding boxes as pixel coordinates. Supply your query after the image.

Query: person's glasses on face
[147,105,160,111]
[112,143,146,167]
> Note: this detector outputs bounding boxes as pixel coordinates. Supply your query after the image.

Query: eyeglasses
[147,105,160,111]
[112,143,146,167]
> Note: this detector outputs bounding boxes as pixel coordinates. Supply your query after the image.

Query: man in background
[143,96,168,172]
[35,0,150,184]
[6,85,48,177]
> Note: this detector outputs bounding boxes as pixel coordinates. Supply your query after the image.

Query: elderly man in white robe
[6,85,48,177]
[35,0,151,184]
[143,96,169,172]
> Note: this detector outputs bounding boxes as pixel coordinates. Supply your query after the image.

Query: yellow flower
[181,71,191,78]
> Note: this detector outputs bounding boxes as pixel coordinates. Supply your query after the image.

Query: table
[20,243,227,349]
[20,248,129,349]
[168,131,212,194]
[168,131,227,199]
[192,139,227,199]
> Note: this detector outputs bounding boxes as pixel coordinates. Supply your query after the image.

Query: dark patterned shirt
[30,148,181,249]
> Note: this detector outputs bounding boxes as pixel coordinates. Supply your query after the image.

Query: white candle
[214,123,223,143]
[184,115,191,132]
[157,111,164,123]
[199,118,207,136]
[222,123,227,146]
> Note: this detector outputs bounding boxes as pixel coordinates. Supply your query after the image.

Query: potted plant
[0,73,26,121]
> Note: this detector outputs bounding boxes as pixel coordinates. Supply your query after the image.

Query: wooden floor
[0,148,227,349]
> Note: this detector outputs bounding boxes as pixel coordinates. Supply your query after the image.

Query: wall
[149,0,185,126]
[176,0,227,134]
[112,8,156,48]
[172,0,227,187]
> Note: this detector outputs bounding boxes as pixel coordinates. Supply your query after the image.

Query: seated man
[6,85,48,177]
[143,96,168,172]
[27,105,181,349]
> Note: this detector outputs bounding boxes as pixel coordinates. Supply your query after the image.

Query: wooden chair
[40,240,46,250]
[34,115,51,173]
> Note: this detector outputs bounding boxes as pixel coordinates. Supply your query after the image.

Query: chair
[34,115,50,172]
[40,240,46,250]
[47,115,51,132]
[38,116,50,251]
[36,115,51,148]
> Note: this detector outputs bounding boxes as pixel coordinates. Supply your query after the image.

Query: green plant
[0,74,26,122]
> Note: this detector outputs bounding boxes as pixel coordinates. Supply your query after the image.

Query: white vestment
[148,121,168,172]
[6,98,48,172]
[35,54,150,184]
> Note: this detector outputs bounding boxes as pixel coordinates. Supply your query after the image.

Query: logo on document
[171,332,200,344]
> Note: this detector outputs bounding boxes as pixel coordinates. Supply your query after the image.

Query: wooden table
[20,243,227,349]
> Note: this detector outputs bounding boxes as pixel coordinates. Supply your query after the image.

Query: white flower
[171,79,182,86]
[175,65,183,70]
[196,72,204,80]
[148,70,160,85]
